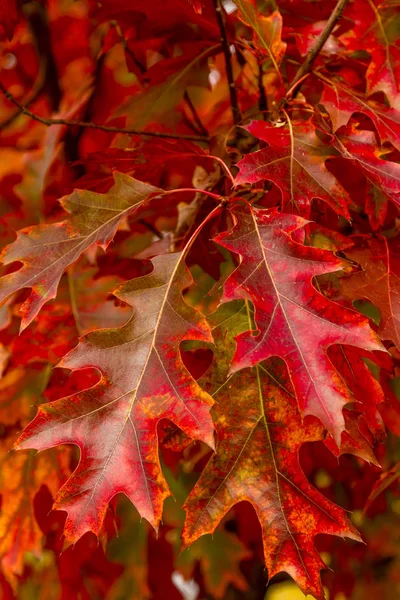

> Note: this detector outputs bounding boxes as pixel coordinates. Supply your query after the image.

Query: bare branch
[0,82,210,143]
[212,0,241,126]
[287,0,350,97]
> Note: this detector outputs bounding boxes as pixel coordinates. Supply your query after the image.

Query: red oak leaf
[0,173,162,330]
[214,204,382,443]
[235,119,351,217]
[15,253,215,543]
[329,345,385,440]
[334,126,400,209]
[235,2,286,67]
[341,236,400,349]
[341,0,400,106]
[182,303,361,599]
[320,81,400,151]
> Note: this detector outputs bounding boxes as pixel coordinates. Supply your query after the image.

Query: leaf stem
[183,90,209,137]
[212,0,241,126]
[0,82,210,143]
[162,187,223,203]
[286,0,350,98]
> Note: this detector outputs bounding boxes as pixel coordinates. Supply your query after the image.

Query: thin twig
[183,90,209,137]
[138,219,164,240]
[287,0,350,98]
[212,0,241,125]
[0,67,47,130]
[110,20,146,75]
[0,82,210,143]
[258,57,268,114]
[111,20,208,138]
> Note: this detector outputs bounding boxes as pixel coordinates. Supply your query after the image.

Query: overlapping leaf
[333,126,400,209]
[214,204,382,442]
[0,366,71,580]
[0,172,162,330]
[0,448,70,580]
[341,236,400,349]
[235,119,351,217]
[320,81,400,150]
[235,1,286,69]
[341,0,400,106]
[15,253,215,543]
[329,345,385,440]
[182,303,361,599]
[2,0,400,596]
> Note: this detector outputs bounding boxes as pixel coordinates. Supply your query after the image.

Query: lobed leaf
[0,172,162,330]
[214,204,382,443]
[334,126,400,209]
[235,119,351,217]
[341,236,400,349]
[183,303,361,599]
[320,80,400,150]
[15,253,215,543]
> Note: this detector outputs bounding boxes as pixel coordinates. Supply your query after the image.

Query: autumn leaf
[235,119,351,217]
[0,172,162,330]
[341,236,400,349]
[214,204,382,442]
[120,44,218,130]
[235,1,286,71]
[2,0,400,596]
[182,302,361,599]
[0,448,70,581]
[334,126,400,209]
[0,365,71,581]
[341,0,400,106]
[66,262,132,335]
[329,345,385,440]
[15,253,215,543]
[365,460,400,511]
[320,80,400,151]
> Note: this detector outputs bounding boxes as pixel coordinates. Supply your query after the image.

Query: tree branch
[0,74,45,130]
[0,82,210,142]
[212,0,241,126]
[110,20,208,138]
[287,0,350,97]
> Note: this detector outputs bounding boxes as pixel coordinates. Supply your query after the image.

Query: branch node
[286,0,350,99]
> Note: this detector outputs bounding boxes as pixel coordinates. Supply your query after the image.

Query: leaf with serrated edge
[15,253,215,543]
[182,302,361,600]
[0,172,162,330]
[214,204,382,443]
